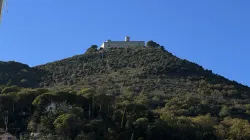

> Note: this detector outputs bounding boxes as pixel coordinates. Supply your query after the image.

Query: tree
[53,114,82,140]
[133,118,149,139]
[86,45,98,53]
[1,86,20,94]
[218,117,250,140]
[146,40,160,48]
[134,118,148,130]
[77,88,95,99]
[219,106,230,118]
[160,46,165,51]
[90,45,98,49]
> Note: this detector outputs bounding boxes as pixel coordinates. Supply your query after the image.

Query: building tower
[125,36,130,41]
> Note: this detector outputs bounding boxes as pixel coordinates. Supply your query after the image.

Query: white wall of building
[101,41,145,49]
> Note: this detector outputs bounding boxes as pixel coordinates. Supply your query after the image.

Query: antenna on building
[125,36,130,41]
[106,36,111,42]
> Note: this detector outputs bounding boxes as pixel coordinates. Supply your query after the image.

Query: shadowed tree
[53,114,82,140]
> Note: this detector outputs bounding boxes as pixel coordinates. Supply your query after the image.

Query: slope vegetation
[0,47,250,139]
[0,61,41,87]
[37,47,250,98]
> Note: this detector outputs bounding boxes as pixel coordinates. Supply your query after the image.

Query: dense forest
[1,42,250,140]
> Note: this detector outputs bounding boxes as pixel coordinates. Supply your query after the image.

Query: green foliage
[146,40,160,48]
[134,118,148,129]
[217,117,250,140]
[77,87,95,99]
[0,47,249,139]
[1,85,20,94]
[0,61,41,87]
[86,45,98,54]
[219,105,231,118]
[53,114,82,139]
[32,91,88,107]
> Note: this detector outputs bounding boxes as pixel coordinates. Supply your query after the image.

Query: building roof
[104,41,145,42]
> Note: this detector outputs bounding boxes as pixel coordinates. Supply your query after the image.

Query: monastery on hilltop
[100,36,145,49]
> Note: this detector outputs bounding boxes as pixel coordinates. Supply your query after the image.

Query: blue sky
[0,0,250,86]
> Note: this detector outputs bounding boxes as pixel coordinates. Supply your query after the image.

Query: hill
[0,46,250,140]
[0,61,41,88]
[37,47,250,98]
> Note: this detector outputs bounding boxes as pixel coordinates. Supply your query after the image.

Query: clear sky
[0,0,250,86]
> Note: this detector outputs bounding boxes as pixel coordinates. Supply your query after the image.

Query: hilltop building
[100,36,145,49]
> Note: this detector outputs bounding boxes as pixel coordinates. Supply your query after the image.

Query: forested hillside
[0,61,41,88]
[0,46,250,140]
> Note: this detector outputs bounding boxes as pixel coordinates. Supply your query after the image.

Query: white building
[100,36,145,49]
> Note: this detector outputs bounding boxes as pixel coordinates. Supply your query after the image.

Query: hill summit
[37,46,249,96]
